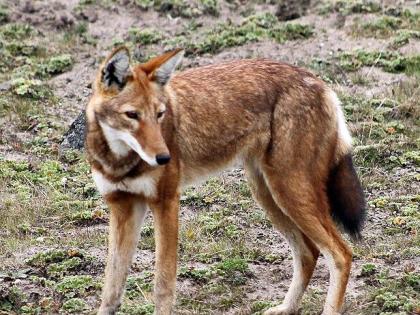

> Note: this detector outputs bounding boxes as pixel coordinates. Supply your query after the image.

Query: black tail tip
[328,154,366,241]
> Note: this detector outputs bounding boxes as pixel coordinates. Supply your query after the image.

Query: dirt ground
[0,0,419,314]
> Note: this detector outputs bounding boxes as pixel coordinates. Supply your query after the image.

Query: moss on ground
[338,49,420,76]
[350,10,420,39]
[162,13,313,55]
[134,0,219,17]
[318,0,382,15]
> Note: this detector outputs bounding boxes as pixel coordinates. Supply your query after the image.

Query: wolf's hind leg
[245,161,319,315]
[98,194,148,315]
[261,167,352,315]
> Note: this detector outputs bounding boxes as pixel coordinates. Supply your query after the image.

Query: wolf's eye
[125,111,139,120]
[157,110,165,119]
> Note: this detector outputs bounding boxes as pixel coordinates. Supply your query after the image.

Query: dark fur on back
[328,153,366,240]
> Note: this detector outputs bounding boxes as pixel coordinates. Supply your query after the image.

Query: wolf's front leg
[150,194,180,315]
[98,193,148,315]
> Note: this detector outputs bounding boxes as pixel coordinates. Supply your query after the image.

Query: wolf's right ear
[100,47,131,91]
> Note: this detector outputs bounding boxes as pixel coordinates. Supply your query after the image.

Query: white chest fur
[92,169,157,198]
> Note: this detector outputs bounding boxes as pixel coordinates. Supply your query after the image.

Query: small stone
[0,80,12,91]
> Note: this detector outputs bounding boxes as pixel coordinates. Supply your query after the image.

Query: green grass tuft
[61,298,88,313]
[338,49,420,76]
[319,0,382,16]
[164,13,313,55]
[56,275,100,298]
[45,54,73,75]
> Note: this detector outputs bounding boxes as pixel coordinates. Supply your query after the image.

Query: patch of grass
[300,288,324,314]
[269,23,314,43]
[26,249,69,267]
[26,248,98,279]
[118,303,154,315]
[63,21,97,46]
[363,269,419,314]
[11,78,52,99]
[128,27,163,45]
[0,7,8,24]
[178,266,214,284]
[368,195,419,235]
[179,257,252,286]
[135,0,219,17]
[44,54,73,75]
[318,0,382,16]
[390,80,420,121]
[391,29,420,48]
[349,72,370,85]
[0,286,28,313]
[250,300,277,314]
[164,13,313,55]
[61,298,88,313]
[157,0,200,18]
[216,257,249,274]
[338,49,420,76]
[215,257,250,285]
[78,0,97,5]
[56,275,100,298]
[67,208,107,226]
[398,9,420,30]
[134,0,154,10]
[47,257,84,278]
[360,263,377,276]
[199,0,219,16]
[338,83,419,175]
[0,158,99,261]
[350,11,420,39]
[309,58,348,85]
[351,16,401,38]
[125,272,154,299]
[0,23,34,40]
[4,42,44,57]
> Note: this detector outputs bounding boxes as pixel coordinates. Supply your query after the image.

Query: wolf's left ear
[142,49,184,86]
[154,49,184,85]
[100,47,131,90]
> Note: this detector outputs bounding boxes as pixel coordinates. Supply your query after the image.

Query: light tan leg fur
[245,161,319,315]
[98,195,148,315]
[261,166,352,315]
[150,193,180,315]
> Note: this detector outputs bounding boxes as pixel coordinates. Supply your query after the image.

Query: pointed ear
[141,49,184,85]
[100,46,131,91]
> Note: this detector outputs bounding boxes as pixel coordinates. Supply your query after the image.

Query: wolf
[85,46,365,315]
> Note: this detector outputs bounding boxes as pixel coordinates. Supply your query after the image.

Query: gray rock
[60,111,86,151]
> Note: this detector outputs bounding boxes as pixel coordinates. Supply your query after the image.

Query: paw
[263,304,297,315]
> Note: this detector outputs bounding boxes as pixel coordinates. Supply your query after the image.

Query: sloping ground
[0,1,419,314]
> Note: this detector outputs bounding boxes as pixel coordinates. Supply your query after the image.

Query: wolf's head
[87,47,183,166]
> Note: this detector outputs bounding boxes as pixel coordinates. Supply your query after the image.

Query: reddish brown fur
[86,48,363,315]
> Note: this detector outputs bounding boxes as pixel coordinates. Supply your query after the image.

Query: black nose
[156,153,171,165]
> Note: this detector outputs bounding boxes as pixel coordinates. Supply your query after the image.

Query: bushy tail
[327,153,366,240]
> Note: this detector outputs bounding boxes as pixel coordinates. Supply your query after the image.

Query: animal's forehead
[101,85,163,113]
